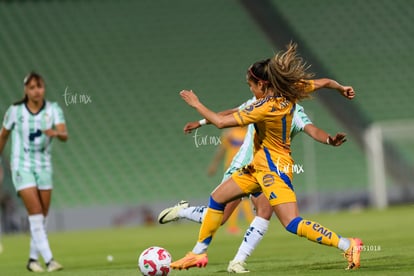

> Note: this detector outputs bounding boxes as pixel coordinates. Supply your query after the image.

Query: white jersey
[2,101,65,171]
[223,99,311,179]
[290,104,312,139]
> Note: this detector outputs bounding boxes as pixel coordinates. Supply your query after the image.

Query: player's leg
[240,198,255,222]
[228,193,272,273]
[12,170,46,272]
[274,201,362,270]
[221,167,244,233]
[225,200,241,234]
[258,169,362,270]
[159,167,242,225]
[193,177,246,253]
[27,189,52,272]
[158,197,242,225]
[170,175,253,270]
[187,166,243,226]
[37,171,63,272]
[226,198,254,235]
[19,187,52,272]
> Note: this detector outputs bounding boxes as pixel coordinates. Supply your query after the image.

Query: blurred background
[0,0,413,232]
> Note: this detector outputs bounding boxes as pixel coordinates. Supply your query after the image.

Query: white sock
[29,215,48,260]
[28,214,53,263]
[29,238,39,260]
[179,206,207,223]
[232,216,269,262]
[338,237,351,251]
[192,242,209,254]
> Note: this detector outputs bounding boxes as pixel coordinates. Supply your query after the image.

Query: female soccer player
[159,103,348,273]
[169,42,362,271]
[0,72,67,272]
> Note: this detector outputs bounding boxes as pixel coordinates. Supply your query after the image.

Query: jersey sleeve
[290,104,312,139]
[51,102,66,125]
[304,80,315,93]
[237,96,256,111]
[233,99,268,126]
[295,79,315,94]
[2,105,16,130]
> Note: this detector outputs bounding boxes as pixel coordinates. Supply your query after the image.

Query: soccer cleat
[158,200,189,224]
[170,252,208,270]
[46,259,63,272]
[344,237,363,270]
[227,260,250,273]
[26,259,45,272]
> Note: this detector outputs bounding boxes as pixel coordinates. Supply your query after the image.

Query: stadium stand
[0,0,412,213]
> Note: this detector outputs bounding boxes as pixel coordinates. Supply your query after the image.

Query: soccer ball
[138,246,172,276]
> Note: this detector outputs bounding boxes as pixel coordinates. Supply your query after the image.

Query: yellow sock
[198,208,224,244]
[297,219,340,247]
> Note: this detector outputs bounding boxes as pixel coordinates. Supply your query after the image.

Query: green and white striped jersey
[2,101,65,171]
[291,104,312,139]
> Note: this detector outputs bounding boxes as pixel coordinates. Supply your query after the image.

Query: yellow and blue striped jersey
[232,80,315,172]
[233,96,294,171]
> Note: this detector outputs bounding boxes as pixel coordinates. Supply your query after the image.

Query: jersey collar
[25,100,46,115]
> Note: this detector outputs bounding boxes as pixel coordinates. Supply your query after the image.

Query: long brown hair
[248,42,314,102]
[13,71,44,105]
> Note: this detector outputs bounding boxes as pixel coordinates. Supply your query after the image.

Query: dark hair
[247,58,271,85]
[13,72,44,105]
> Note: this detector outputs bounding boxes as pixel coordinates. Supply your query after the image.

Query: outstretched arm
[313,78,355,100]
[303,124,347,146]
[180,90,239,129]
[183,108,238,134]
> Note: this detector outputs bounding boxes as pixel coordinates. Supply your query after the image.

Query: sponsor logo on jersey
[262,174,275,187]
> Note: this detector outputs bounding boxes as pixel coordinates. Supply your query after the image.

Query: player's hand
[43,129,58,137]
[180,90,201,108]
[328,132,347,146]
[339,86,355,99]
[183,121,201,134]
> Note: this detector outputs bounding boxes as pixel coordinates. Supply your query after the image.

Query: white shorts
[12,169,53,192]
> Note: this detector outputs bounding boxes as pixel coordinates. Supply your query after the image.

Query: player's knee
[252,193,273,219]
[208,196,226,211]
[285,216,303,234]
[256,205,273,220]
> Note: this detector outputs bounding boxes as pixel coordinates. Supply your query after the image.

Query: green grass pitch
[1,205,414,275]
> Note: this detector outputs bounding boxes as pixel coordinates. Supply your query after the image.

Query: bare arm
[180,90,239,129]
[0,127,11,154]
[183,107,239,134]
[313,78,355,100]
[303,124,347,146]
[218,108,239,116]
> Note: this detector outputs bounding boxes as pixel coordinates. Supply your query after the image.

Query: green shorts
[11,169,53,192]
